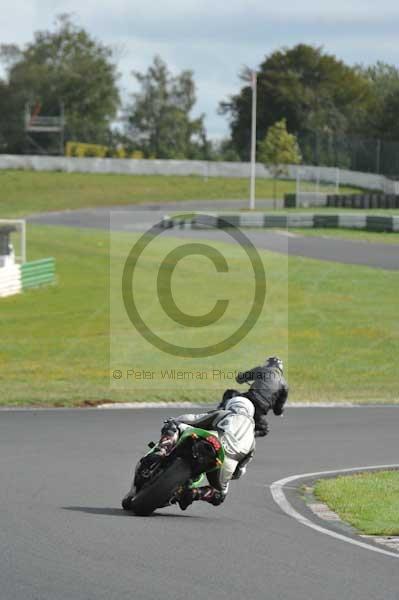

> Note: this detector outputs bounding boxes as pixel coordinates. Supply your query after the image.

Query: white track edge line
[270,465,399,559]
[97,401,358,410]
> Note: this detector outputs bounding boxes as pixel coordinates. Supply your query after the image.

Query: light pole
[249,70,257,210]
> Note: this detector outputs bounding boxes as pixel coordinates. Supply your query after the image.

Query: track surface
[1,407,398,600]
[29,205,399,270]
[14,204,398,597]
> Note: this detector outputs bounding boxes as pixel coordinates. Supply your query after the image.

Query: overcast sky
[2,0,399,138]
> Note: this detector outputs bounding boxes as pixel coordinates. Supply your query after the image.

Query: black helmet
[218,389,240,409]
[266,356,284,372]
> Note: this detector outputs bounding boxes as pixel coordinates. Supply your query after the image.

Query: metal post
[376,139,381,175]
[20,219,26,264]
[203,161,209,182]
[249,71,257,210]
[60,102,65,156]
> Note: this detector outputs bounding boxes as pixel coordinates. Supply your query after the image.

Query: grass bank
[291,228,399,244]
[0,170,359,218]
[314,471,399,535]
[1,225,398,406]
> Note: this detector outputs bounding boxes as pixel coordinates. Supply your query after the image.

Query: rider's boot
[178,486,226,510]
[178,488,201,510]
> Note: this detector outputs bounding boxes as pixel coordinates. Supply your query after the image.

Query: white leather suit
[173,396,256,494]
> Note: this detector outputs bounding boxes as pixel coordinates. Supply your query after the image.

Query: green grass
[288,254,399,403]
[0,170,360,218]
[1,225,398,406]
[275,208,399,214]
[291,228,399,244]
[314,471,399,535]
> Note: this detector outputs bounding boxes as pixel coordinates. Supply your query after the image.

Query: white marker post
[249,70,257,211]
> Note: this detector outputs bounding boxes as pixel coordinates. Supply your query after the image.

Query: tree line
[2,15,399,173]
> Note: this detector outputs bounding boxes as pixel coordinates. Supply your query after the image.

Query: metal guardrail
[21,258,56,290]
[161,213,399,232]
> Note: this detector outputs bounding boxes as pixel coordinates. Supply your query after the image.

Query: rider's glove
[161,419,179,436]
[255,414,269,437]
[255,428,267,437]
[273,387,288,416]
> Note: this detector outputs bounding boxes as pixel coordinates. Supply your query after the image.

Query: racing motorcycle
[121,427,225,516]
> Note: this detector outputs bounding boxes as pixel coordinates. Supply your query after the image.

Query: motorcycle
[121,427,225,516]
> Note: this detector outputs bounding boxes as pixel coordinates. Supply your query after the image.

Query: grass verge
[314,471,399,535]
[291,228,399,244]
[1,225,398,406]
[0,170,359,218]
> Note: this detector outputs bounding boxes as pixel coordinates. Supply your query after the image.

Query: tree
[258,119,301,205]
[212,138,241,162]
[220,44,371,162]
[374,89,399,141]
[0,15,120,152]
[355,62,399,138]
[125,56,208,159]
[0,80,24,152]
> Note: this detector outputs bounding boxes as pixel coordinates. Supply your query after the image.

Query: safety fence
[0,257,56,298]
[297,130,399,177]
[161,214,399,232]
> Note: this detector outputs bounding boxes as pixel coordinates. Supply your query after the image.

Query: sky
[1,0,399,139]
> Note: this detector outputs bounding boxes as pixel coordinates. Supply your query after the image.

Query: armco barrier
[218,215,241,228]
[314,215,340,228]
[286,214,314,227]
[263,215,289,228]
[366,216,394,232]
[162,213,399,232]
[21,258,56,290]
[239,213,265,227]
[338,215,367,229]
[192,214,219,229]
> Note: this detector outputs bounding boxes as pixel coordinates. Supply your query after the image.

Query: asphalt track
[1,406,399,600]
[28,204,399,270]
[10,204,397,597]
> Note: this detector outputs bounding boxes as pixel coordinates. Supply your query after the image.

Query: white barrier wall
[0,264,21,298]
[0,154,395,191]
[0,258,56,298]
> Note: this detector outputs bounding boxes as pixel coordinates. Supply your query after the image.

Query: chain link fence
[297,131,399,177]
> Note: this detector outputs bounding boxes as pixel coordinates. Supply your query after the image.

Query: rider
[139,396,256,511]
[219,356,289,438]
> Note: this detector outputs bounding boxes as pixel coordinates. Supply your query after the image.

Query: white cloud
[2,0,399,137]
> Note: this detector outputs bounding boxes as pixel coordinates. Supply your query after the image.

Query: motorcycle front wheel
[122,457,192,516]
